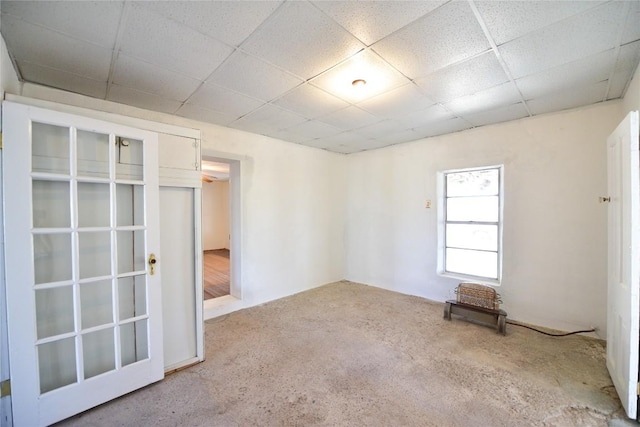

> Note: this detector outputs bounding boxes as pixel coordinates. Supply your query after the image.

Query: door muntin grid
[30,122,150,394]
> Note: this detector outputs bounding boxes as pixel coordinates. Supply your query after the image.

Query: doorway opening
[201,160,231,300]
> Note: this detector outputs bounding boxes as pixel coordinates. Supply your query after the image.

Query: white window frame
[437,165,504,284]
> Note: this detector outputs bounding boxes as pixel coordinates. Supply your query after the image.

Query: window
[442,166,502,281]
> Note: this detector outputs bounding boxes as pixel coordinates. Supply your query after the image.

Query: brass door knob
[148,253,157,275]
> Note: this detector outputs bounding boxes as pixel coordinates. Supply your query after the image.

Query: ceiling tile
[499,1,627,79]
[415,51,508,103]
[413,117,472,139]
[1,0,123,48]
[310,49,410,103]
[608,40,640,99]
[119,5,234,81]
[112,54,202,101]
[176,103,238,127]
[515,49,616,100]
[474,1,605,45]
[395,104,454,130]
[461,102,529,127]
[230,104,307,134]
[18,60,107,99]
[272,83,349,119]
[615,40,640,74]
[311,0,446,46]
[317,106,380,130]
[371,1,490,79]
[371,129,421,146]
[107,84,182,115]
[283,120,343,140]
[206,51,303,102]
[330,144,363,154]
[1,14,112,80]
[311,131,361,149]
[264,128,316,144]
[188,83,263,118]
[445,82,522,116]
[298,138,339,150]
[527,81,608,116]
[354,119,405,140]
[142,1,282,47]
[241,1,365,79]
[357,83,435,119]
[622,1,640,45]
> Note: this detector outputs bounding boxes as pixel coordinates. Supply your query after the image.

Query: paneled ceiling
[1,1,639,154]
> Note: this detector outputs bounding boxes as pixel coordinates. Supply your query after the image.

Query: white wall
[1,35,20,103]
[202,181,230,250]
[622,64,640,114]
[10,82,346,318]
[345,101,622,337]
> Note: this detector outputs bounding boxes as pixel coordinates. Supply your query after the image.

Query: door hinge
[0,379,10,397]
[637,382,640,396]
[0,132,3,150]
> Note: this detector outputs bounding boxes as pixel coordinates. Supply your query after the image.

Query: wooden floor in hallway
[204,249,230,300]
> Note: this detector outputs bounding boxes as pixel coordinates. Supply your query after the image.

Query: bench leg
[498,314,506,335]
[444,302,452,320]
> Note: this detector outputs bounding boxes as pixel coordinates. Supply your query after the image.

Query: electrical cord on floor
[506,320,596,337]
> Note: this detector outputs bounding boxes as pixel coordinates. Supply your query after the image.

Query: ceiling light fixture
[352,79,367,87]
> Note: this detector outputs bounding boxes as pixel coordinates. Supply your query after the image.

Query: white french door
[2,102,164,425]
[606,110,640,420]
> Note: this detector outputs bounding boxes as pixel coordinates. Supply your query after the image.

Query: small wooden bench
[444,300,507,335]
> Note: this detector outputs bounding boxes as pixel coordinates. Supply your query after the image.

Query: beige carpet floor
[60,281,633,426]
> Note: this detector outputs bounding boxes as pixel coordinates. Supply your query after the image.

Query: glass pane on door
[35,286,74,339]
[121,319,148,367]
[78,183,110,228]
[83,328,116,379]
[77,130,110,179]
[116,138,143,181]
[38,337,77,393]
[32,180,70,228]
[117,184,144,226]
[80,279,113,329]
[117,230,145,274]
[32,122,70,175]
[78,232,111,279]
[118,275,147,320]
[33,233,72,284]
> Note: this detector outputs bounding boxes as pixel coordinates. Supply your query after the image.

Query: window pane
[121,319,148,367]
[117,230,145,274]
[446,169,498,197]
[117,184,144,226]
[38,337,77,394]
[34,233,72,284]
[81,280,113,329]
[447,196,499,222]
[446,248,498,279]
[35,286,74,339]
[78,182,110,228]
[118,275,147,320]
[83,328,115,379]
[446,224,498,251]
[77,130,110,179]
[78,232,111,279]
[115,138,143,181]
[32,180,70,228]
[32,122,70,175]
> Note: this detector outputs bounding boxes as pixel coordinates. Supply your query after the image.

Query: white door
[2,102,164,425]
[607,110,640,420]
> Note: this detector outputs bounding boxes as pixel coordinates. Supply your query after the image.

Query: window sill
[439,271,501,287]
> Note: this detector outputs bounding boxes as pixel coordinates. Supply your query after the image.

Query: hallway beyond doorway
[203,249,230,299]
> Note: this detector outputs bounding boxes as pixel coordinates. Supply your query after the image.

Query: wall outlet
[425,200,431,208]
